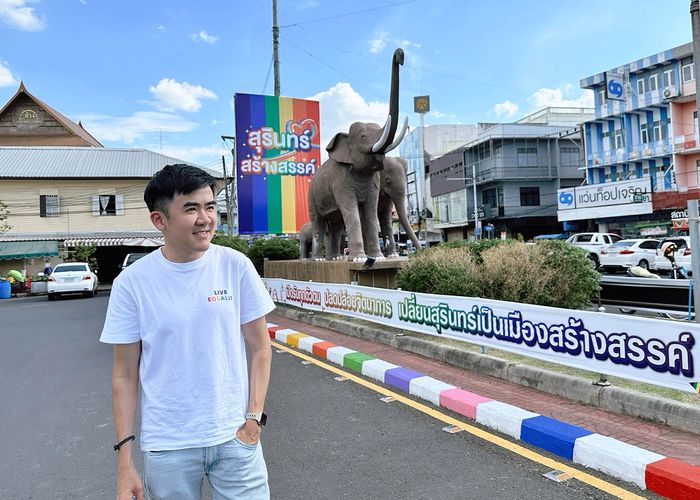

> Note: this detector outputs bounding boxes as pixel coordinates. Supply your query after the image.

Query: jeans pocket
[145,449,171,458]
[233,435,259,450]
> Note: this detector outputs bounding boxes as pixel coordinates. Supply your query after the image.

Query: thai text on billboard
[234,93,320,234]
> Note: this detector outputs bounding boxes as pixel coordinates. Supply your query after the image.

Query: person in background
[43,261,52,276]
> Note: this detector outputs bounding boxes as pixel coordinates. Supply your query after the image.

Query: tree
[66,243,98,270]
[0,200,11,234]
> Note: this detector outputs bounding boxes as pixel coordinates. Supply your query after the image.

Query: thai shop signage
[263,278,700,394]
[671,209,689,230]
[557,178,653,222]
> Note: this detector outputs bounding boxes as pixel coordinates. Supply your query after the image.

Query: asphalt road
[0,293,651,499]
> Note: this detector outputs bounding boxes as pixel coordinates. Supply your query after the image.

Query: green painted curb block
[343,352,375,373]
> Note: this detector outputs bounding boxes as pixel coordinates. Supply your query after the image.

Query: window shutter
[39,195,47,217]
[92,195,100,216]
[115,194,124,216]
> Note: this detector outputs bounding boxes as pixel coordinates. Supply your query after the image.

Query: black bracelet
[113,435,135,451]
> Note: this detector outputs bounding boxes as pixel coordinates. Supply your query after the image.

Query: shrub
[397,239,600,309]
[440,238,512,264]
[248,237,300,274]
[65,243,98,270]
[211,233,250,256]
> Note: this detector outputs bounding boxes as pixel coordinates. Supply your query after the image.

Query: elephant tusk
[371,114,392,153]
[383,116,408,153]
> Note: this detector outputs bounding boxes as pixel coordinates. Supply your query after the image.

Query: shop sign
[640,226,668,237]
[557,178,653,222]
[671,209,689,230]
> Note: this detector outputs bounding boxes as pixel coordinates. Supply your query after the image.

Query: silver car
[47,262,98,300]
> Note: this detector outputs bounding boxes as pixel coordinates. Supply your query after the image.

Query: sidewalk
[267,311,700,467]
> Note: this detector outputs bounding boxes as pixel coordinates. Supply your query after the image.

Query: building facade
[430,108,592,241]
[561,43,700,238]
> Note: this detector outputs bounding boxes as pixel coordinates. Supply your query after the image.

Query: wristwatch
[245,412,267,426]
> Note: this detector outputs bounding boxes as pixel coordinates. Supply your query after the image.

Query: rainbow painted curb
[268,323,700,500]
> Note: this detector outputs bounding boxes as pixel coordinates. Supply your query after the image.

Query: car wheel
[587,253,599,270]
[618,308,636,314]
[638,259,649,270]
[48,293,55,301]
[93,287,98,296]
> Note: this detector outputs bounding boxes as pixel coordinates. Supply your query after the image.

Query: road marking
[273,340,643,500]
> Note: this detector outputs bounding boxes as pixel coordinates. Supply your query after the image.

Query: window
[575,234,593,243]
[641,123,649,144]
[653,120,662,142]
[649,74,658,92]
[519,187,540,206]
[614,130,624,149]
[92,194,124,216]
[601,131,611,150]
[637,78,646,95]
[517,147,537,167]
[482,188,497,208]
[683,63,695,82]
[39,194,59,217]
[560,147,579,166]
[663,69,676,88]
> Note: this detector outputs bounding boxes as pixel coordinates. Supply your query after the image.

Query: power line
[279,0,418,28]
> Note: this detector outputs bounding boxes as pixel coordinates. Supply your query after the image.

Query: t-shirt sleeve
[239,256,276,325]
[100,276,141,344]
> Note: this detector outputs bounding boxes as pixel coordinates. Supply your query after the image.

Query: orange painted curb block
[645,457,700,499]
[312,341,337,360]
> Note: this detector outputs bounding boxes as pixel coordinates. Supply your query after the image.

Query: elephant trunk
[371,48,404,153]
[395,197,422,250]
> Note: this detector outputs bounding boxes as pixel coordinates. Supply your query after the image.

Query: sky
[0,0,695,170]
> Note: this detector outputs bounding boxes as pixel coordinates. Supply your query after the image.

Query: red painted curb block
[645,457,700,499]
[312,341,337,360]
[267,325,283,339]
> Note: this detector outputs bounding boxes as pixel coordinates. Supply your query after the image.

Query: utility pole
[221,155,233,237]
[689,0,700,320]
[272,0,281,96]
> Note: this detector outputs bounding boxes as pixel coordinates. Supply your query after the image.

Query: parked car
[598,238,660,272]
[119,252,149,270]
[566,232,623,269]
[47,262,98,300]
[653,236,691,274]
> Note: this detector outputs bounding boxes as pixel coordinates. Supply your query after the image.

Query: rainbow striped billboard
[234,93,320,234]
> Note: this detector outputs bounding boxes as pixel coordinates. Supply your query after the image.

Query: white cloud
[146,143,229,167]
[0,61,19,87]
[368,31,420,54]
[493,100,519,118]
[0,0,45,31]
[77,111,199,144]
[189,30,217,44]
[156,24,166,32]
[149,78,218,112]
[526,84,594,109]
[307,82,390,161]
[79,0,86,4]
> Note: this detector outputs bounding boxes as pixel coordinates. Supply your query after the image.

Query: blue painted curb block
[520,415,592,460]
[384,367,424,393]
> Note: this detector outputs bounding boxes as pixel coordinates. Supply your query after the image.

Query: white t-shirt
[100,244,275,451]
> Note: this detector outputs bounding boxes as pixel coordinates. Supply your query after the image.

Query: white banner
[264,278,700,394]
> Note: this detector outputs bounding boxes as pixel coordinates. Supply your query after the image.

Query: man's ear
[150,211,167,231]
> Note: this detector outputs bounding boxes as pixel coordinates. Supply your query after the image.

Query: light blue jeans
[143,436,269,500]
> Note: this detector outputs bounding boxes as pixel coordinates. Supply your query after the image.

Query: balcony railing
[587,140,673,166]
[672,134,698,152]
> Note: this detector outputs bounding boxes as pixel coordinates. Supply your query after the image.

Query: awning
[123,237,164,247]
[64,238,124,247]
[0,240,59,260]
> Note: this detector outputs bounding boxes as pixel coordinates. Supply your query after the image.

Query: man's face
[152,186,217,262]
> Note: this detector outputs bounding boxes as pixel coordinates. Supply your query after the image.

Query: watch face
[259,413,267,426]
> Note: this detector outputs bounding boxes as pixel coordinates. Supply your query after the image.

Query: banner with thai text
[263,278,700,394]
[234,93,320,234]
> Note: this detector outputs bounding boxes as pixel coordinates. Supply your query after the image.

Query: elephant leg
[338,202,366,261]
[360,200,383,259]
[378,196,396,257]
[310,217,326,260]
[327,220,344,259]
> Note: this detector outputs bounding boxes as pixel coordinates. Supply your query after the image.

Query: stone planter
[30,281,48,294]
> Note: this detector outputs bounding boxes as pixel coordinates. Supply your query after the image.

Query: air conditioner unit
[663,87,679,99]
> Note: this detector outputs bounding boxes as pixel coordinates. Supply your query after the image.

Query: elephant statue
[299,220,345,259]
[378,157,422,257]
[308,48,408,262]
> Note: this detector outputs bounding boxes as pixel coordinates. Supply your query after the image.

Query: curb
[267,321,700,499]
[272,305,700,436]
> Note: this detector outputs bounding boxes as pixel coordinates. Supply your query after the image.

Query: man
[101,164,275,499]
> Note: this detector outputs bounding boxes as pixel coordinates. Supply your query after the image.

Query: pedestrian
[100,164,275,500]
[43,261,52,276]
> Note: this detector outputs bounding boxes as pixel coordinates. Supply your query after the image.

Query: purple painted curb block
[384,367,425,393]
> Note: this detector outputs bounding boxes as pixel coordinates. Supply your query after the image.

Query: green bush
[65,243,98,270]
[211,233,250,256]
[440,238,512,264]
[397,240,600,309]
[248,237,300,275]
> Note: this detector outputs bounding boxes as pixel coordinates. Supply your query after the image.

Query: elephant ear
[327,132,352,164]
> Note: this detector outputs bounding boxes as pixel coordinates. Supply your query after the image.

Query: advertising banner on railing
[263,278,700,394]
[234,93,320,234]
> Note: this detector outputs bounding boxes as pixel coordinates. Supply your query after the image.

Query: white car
[47,262,98,300]
[598,238,660,272]
[566,232,623,269]
[653,236,691,274]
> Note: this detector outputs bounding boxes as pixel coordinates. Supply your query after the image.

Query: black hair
[144,164,218,215]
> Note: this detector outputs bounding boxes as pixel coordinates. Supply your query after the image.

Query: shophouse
[0,83,221,281]
[430,107,592,241]
[560,42,700,237]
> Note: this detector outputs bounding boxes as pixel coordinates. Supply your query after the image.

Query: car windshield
[611,241,635,247]
[126,254,147,265]
[54,264,87,272]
